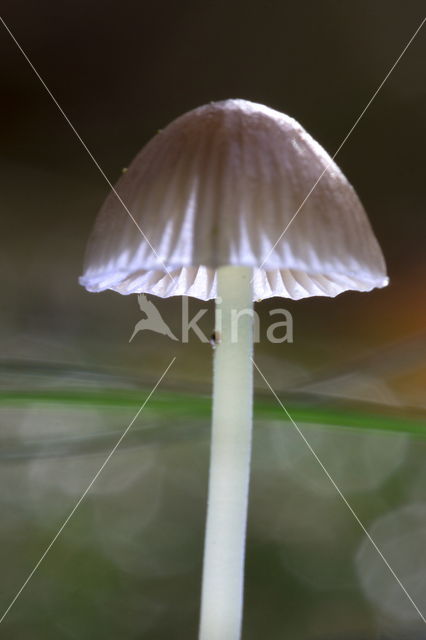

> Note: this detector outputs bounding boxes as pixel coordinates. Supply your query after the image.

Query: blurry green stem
[199,266,254,640]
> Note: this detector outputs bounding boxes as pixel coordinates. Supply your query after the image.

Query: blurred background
[1,0,426,638]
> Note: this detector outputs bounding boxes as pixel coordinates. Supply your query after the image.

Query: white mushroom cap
[80,99,388,300]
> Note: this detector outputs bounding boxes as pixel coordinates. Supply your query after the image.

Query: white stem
[199,266,254,640]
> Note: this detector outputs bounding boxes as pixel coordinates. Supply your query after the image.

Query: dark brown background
[1,1,425,387]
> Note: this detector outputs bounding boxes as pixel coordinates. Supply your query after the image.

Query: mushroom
[80,99,388,640]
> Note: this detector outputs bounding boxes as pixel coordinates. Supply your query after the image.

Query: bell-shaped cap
[79,99,388,300]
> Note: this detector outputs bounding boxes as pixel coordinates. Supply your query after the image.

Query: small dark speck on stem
[210,331,221,349]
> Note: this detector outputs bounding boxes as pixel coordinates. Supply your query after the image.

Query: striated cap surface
[80,99,388,300]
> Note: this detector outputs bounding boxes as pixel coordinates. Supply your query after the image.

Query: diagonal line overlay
[0,15,175,284]
[256,15,426,275]
[252,358,426,625]
[0,357,176,625]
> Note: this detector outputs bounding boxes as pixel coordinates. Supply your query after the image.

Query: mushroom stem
[199,265,254,640]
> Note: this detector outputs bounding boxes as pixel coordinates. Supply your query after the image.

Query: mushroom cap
[80,99,388,300]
